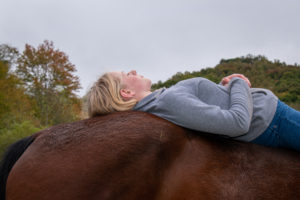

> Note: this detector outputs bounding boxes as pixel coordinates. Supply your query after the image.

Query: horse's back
[6,111,300,200]
[6,111,188,200]
[157,134,300,199]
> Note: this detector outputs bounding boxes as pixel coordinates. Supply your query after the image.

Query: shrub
[0,121,43,158]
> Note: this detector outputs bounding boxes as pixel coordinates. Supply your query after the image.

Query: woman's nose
[130,70,137,75]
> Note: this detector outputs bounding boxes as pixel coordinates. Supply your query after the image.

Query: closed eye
[122,71,129,76]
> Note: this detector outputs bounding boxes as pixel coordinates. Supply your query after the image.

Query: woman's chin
[147,79,152,87]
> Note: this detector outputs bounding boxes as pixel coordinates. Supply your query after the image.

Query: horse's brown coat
[6,111,300,200]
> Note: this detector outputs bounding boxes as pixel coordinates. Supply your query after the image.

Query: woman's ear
[120,89,136,100]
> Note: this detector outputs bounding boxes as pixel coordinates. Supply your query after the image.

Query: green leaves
[0,121,43,158]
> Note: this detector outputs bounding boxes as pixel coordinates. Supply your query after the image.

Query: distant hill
[151,55,300,110]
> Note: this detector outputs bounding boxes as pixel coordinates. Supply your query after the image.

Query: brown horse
[1,111,300,200]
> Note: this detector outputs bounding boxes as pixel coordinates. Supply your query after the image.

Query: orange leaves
[16,40,82,126]
[17,40,81,94]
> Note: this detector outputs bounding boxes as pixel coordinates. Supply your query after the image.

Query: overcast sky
[1,0,300,96]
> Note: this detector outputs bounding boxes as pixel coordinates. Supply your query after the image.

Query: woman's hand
[221,74,251,87]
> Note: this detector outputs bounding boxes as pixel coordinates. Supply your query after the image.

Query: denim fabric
[252,100,300,151]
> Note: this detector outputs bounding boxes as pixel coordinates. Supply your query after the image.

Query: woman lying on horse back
[87,70,300,151]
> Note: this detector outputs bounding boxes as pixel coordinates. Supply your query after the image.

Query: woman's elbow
[235,121,251,136]
[241,124,250,134]
[221,123,250,137]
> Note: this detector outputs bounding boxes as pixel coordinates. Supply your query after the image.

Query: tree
[16,40,82,126]
[0,54,34,130]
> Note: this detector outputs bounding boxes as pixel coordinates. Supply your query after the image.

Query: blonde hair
[87,72,138,117]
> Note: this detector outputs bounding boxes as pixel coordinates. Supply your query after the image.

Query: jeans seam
[281,116,300,127]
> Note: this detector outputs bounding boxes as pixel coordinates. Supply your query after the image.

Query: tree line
[0,41,82,156]
[152,54,300,110]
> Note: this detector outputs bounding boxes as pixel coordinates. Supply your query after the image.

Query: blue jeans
[252,100,300,151]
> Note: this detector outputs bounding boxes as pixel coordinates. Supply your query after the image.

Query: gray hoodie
[133,77,278,142]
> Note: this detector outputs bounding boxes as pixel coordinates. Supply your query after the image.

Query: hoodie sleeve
[157,77,253,137]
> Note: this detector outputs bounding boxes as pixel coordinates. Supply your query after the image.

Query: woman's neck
[135,91,152,102]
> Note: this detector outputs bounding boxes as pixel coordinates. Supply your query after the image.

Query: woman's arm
[159,77,253,137]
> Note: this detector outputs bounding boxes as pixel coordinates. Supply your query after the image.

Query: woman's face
[112,70,152,93]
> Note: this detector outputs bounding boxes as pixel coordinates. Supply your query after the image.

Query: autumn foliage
[0,41,82,156]
[16,40,81,126]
